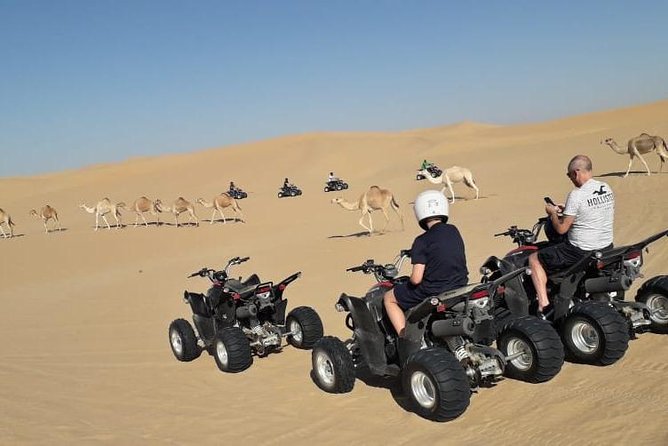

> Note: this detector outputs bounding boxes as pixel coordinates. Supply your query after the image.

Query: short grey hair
[568,155,592,172]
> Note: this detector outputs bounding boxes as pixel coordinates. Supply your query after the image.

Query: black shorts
[537,241,588,273]
[393,282,426,311]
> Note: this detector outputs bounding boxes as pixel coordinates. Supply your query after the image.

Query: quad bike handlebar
[346,250,411,282]
[187,256,251,280]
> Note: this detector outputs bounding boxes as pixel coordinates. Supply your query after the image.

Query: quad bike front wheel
[169,319,201,362]
[402,348,470,422]
[286,306,324,349]
[278,192,283,198]
[497,316,564,383]
[213,327,253,373]
[560,302,629,366]
[635,275,668,334]
[342,183,348,189]
[324,186,330,192]
[311,336,355,393]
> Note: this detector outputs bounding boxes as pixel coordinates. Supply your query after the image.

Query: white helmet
[414,190,449,230]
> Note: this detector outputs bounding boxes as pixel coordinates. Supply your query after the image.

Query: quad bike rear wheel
[560,302,629,365]
[290,190,296,197]
[497,316,564,383]
[213,327,253,373]
[311,336,355,393]
[169,319,201,362]
[635,275,668,334]
[286,306,324,349]
[402,348,470,422]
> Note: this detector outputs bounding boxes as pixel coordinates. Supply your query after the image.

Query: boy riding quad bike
[480,201,667,364]
[324,178,349,192]
[169,256,323,373]
[311,251,564,422]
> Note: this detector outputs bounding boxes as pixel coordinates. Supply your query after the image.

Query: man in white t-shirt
[528,155,615,316]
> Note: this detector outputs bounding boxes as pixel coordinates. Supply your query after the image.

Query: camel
[79,198,125,231]
[331,186,404,235]
[0,208,15,238]
[418,166,479,203]
[197,194,245,224]
[601,134,668,177]
[29,205,62,233]
[128,196,162,227]
[159,197,199,227]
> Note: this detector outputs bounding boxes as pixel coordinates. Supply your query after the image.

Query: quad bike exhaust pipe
[432,317,475,338]
[584,275,632,294]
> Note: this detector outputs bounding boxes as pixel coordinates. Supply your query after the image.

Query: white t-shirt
[562,179,614,250]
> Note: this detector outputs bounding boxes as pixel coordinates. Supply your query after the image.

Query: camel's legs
[134,214,140,228]
[624,155,634,177]
[113,211,122,229]
[466,175,480,199]
[380,209,390,232]
[43,221,48,233]
[446,177,456,204]
[189,210,199,226]
[140,213,148,227]
[94,213,100,231]
[391,203,404,230]
[0,224,6,238]
[102,214,111,230]
[219,208,226,224]
[635,151,652,176]
[175,213,180,228]
[358,212,372,234]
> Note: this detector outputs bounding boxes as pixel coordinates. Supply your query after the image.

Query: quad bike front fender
[338,293,388,376]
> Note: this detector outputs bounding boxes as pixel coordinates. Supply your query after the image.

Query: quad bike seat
[225,274,262,296]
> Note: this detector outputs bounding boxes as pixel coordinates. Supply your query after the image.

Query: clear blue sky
[1,0,667,176]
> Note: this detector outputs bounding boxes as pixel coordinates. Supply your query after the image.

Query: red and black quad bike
[416,164,443,181]
[169,256,323,373]
[311,250,563,422]
[481,207,668,365]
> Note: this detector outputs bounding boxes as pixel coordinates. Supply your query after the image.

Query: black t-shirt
[411,223,468,296]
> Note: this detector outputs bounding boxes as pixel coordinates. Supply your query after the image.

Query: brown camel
[197,194,245,224]
[601,134,668,177]
[0,208,16,238]
[128,196,162,227]
[158,197,199,227]
[331,186,404,234]
[29,205,62,233]
[418,166,479,203]
[79,198,125,230]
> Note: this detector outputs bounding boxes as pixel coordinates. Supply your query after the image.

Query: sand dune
[1,99,667,445]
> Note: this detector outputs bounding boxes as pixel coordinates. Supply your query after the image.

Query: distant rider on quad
[328,172,338,182]
[229,181,237,192]
[384,190,469,337]
[528,154,615,316]
[420,159,433,170]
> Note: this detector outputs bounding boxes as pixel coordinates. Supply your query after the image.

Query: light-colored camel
[418,166,479,203]
[128,196,162,227]
[197,194,245,224]
[158,197,199,227]
[29,205,62,233]
[601,134,668,177]
[331,186,404,234]
[79,198,125,231]
[0,208,15,238]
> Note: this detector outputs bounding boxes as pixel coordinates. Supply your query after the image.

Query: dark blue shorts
[393,282,427,311]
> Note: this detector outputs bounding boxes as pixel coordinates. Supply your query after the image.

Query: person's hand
[545,204,559,215]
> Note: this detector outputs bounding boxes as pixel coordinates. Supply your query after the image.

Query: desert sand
[1,100,667,445]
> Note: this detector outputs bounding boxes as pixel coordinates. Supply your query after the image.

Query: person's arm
[547,206,574,234]
[410,263,425,285]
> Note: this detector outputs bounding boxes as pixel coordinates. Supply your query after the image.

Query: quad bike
[311,251,563,422]
[480,198,668,365]
[324,178,349,192]
[278,184,302,198]
[169,256,323,373]
[416,164,443,181]
[227,187,248,199]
